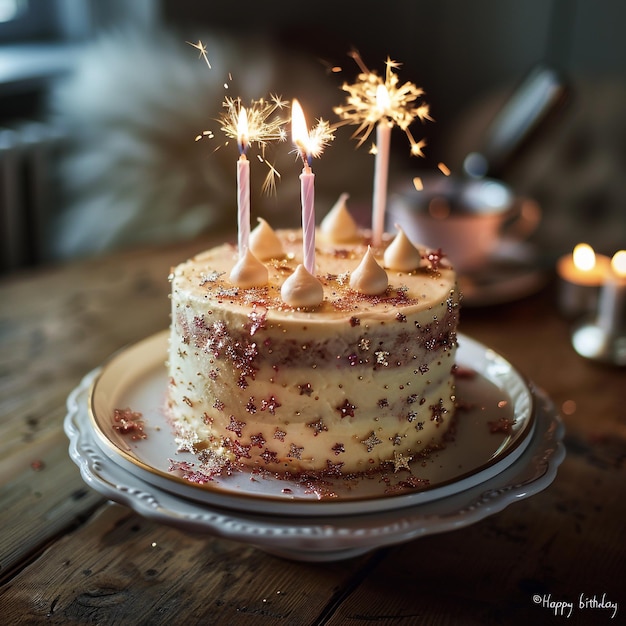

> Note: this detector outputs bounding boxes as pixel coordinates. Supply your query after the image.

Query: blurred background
[1,0,625,272]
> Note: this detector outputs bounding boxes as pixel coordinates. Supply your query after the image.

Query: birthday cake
[166,198,460,477]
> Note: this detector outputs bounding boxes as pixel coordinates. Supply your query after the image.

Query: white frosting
[280,264,324,308]
[249,218,285,261]
[384,225,422,271]
[319,193,358,243]
[350,246,389,295]
[168,229,460,474]
[229,248,268,288]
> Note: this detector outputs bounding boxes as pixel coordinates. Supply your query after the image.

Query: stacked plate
[65,332,565,562]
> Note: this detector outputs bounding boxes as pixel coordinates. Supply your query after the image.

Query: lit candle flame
[291,99,335,167]
[237,107,249,154]
[573,243,596,272]
[291,99,310,164]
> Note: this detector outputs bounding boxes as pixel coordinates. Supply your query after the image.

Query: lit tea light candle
[597,250,626,336]
[572,250,626,366]
[556,243,611,318]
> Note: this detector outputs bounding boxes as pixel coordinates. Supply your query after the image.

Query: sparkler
[198,95,288,257]
[334,52,432,246]
[291,99,335,274]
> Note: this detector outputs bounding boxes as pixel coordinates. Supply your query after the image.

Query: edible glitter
[336,399,357,418]
[112,407,147,440]
[374,350,389,366]
[260,395,282,415]
[226,416,246,437]
[361,431,382,452]
[199,271,225,285]
[331,443,345,455]
[358,337,371,351]
[250,433,267,447]
[488,417,516,434]
[261,448,279,464]
[429,398,448,424]
[390,451,411,472]
[307,418,328,436]
[288,444,304,460]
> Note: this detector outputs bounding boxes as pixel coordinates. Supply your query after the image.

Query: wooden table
[1,236,624,625]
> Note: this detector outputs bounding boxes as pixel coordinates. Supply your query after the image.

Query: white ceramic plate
[65,374,564,561]
[85,332,535,516]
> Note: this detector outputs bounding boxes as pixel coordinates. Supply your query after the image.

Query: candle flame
[291,99,335,165]
[573,243,596,272]
[611,250,626,277]
[334,52,432,156]
[291,99,309,159]
[237,107,249,154]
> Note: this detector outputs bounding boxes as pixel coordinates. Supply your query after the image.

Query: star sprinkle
[226,415,246,437]
[336,399,357,418]
[250,433,266,448]
[260,395,282,415]
[331,443,345,455]
[390,451,411,472]
[288,444,304,460]
[112,407,146,440]
[273,428,287,442]
[307,418,328,436]
[361,431,382,452]
[430,398,448,424]
[261,448,279,464]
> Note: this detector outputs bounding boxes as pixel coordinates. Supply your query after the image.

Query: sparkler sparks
[334,52,432,156]
[218,94,289,153]
[291,99,335,167]
[199,94,289,193]
[187,40,211,68]
[306,118,335,160]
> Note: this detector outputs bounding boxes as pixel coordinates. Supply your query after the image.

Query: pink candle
[372,120,391,247]
[237,154,250,257]
[300,165,315,274]
[236,107,250,258]
[291,99,316,274]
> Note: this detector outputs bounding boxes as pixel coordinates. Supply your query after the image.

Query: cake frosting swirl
[167,225,459,476]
